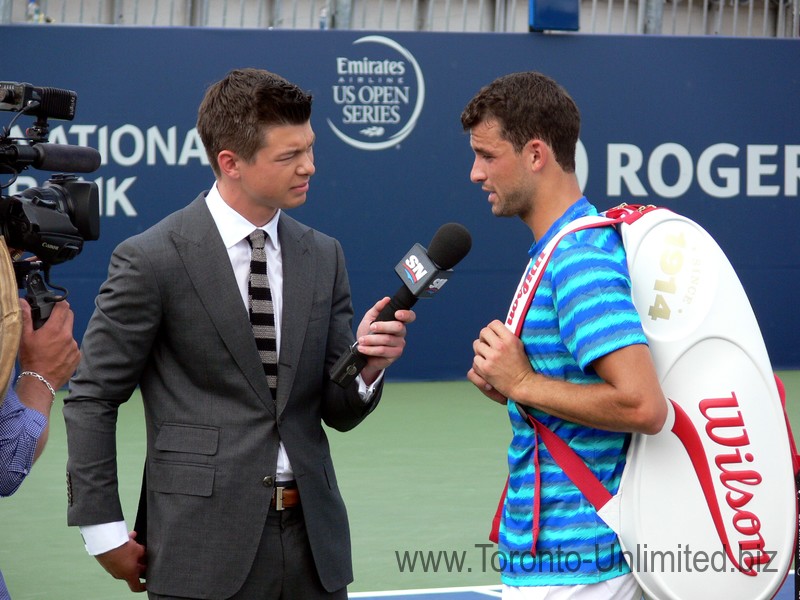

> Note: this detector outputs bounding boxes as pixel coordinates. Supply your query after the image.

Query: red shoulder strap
[489,478,507,544]
[774,374,800,600]
[523,410,614,511]
[774,374,800,476]
[488,405,615,547]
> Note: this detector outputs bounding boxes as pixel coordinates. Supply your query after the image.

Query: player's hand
[467,366,508,404]
[471,320,533,401]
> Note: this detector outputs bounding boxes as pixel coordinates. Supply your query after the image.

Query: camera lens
[46,175,100,241]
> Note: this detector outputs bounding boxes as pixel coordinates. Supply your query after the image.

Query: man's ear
[217,150,240,179]
[525,139,548,173]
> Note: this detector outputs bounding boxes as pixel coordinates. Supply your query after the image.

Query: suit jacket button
[263,476,274,487]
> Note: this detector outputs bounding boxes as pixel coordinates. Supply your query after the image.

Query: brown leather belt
[271,483,300,510]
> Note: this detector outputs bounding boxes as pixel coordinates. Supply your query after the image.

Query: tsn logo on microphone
[395,243,452,297]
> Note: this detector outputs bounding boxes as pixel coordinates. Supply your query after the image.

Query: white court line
[349,584,503,598]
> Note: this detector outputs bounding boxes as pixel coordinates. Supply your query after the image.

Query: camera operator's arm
[0,299,79,496]
[15,299,79,459]
[0,385,46,496]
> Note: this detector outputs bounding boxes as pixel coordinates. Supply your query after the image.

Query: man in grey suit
[63,68,416,600]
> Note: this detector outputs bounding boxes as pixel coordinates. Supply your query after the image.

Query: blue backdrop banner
[1,25,798,379]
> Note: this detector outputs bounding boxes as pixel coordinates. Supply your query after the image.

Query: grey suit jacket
[64,193,381,598]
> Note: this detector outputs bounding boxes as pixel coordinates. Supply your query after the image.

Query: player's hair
[460,71,580,172]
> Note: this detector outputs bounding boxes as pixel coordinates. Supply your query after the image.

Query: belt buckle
[275,485,287,511]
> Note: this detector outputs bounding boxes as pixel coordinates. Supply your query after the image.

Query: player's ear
[525,139,547,173]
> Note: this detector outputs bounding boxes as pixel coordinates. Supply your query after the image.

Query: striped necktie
[247,229,278,399]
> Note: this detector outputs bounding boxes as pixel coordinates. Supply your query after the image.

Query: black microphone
[330,222,472,388]
[6,143,102,173]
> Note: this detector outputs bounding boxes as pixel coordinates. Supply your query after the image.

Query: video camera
[0,81,101,328]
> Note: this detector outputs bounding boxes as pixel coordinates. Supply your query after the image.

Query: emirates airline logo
[328,35,425,151]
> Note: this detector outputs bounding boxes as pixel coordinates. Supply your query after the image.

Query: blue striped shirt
[499,197,647,586]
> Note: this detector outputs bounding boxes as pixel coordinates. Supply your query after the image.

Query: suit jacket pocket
[155,423,219,455]
[149,459,215,497]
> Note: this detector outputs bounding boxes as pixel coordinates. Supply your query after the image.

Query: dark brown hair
[197,68,313,176]
[460,71,580,172]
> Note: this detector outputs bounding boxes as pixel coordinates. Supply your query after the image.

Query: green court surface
[1,374,799,599]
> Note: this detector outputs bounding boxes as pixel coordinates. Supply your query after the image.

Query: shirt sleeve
[551,228,647,370]
[0,387,47,497]
[79,521,130,555]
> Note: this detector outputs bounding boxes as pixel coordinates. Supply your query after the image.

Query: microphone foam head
[427,222,472,270]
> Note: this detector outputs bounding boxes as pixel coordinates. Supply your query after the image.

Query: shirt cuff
[357,370,384,402]
[80,521,129,555]
[22,405,48,438]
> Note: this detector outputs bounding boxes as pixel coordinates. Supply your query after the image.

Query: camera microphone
[0,143,101,173]
[0,82,77,121]
[329,222,472,388]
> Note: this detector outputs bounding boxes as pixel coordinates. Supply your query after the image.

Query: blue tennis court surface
[349,580,796,599]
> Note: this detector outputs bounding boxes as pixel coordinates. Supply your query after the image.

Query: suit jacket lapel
[276,214,314,416]
[171,194,276,412]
